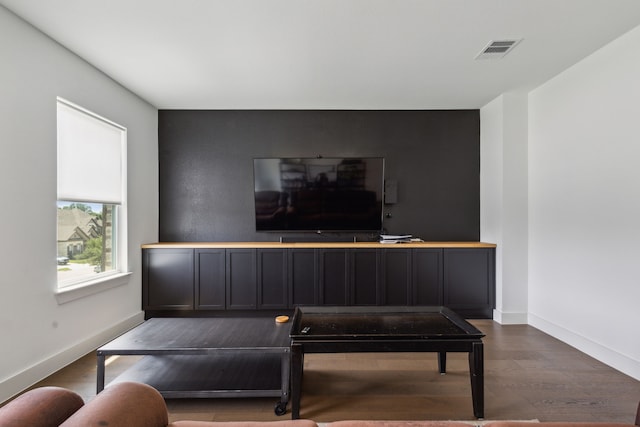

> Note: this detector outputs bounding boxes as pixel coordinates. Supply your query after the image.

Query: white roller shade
[57,99,125,204]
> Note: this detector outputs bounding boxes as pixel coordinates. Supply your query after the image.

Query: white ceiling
[3,0,640,109]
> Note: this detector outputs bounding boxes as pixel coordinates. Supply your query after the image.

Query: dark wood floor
[23,320,640,424]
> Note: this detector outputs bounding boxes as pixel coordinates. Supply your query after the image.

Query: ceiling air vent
[475,39,522,60]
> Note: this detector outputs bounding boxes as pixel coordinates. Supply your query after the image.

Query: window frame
[55,98,130,304]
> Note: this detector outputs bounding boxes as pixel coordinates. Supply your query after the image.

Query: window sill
[55,272,132,305]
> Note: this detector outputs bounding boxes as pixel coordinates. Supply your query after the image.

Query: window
[56,98,127,291]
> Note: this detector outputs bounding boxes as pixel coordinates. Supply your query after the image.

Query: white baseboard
[0,311,144,404]
[493,308,528,324]
[528,313,640,381]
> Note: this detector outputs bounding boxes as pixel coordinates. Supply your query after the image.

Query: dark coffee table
[289,306,485,419]
[97,317,291,415]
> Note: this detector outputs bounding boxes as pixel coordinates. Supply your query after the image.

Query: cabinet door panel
[413,249,442,305]
[351,249,379,305]
[443,248,495,318]
[226,249,257,309]
[289,249,318,306]
[319,249,349,305]
[257,249,288,309]
[143,249,194,310]
[196,249,225,310]
[382,249,411,305]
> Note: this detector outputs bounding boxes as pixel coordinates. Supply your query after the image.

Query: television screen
[253,157,385,232]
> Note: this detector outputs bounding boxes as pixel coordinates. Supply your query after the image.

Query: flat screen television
[253,157,385,232]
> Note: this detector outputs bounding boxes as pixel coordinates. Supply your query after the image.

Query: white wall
[481,92,529,324]
[0,6,158,402]
[480,97,504,314]
[528,25,640,380]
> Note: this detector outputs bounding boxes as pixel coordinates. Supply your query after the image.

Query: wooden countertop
[142,241,496,249]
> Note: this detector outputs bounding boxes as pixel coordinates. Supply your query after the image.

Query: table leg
[290,344,304,419]
[96,353,105,394]
[468,341,484,419]
[274,350,290,416]
[438,352,447,374]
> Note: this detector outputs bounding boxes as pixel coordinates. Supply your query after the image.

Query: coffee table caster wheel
[274,401,287,416]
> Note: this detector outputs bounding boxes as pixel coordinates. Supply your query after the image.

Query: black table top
[98,317,292,353]
[290,306,484,340]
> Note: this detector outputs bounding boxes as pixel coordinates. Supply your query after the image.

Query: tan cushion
[60,382,169,427]
[170,420,318,427]
[327,422,475,427]
[486,423,636,427]
[0,386,84,427]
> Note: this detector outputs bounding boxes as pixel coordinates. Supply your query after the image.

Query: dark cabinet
[318,249,350,305]
[257,249,288,309]
[413,249,442,305]
[195,249,225,310]
[226,249,257,310]
[143,248,194,310]
[351,249,379,305]
[143,244,495,318]
[291,248,380,307]
[381,249,412,305]
[443,248,495,318]
[288,249,318,306]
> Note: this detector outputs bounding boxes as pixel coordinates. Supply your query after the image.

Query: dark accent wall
[158,110,480,242]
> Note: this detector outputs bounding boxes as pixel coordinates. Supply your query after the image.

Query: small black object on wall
[384,179,398,204]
